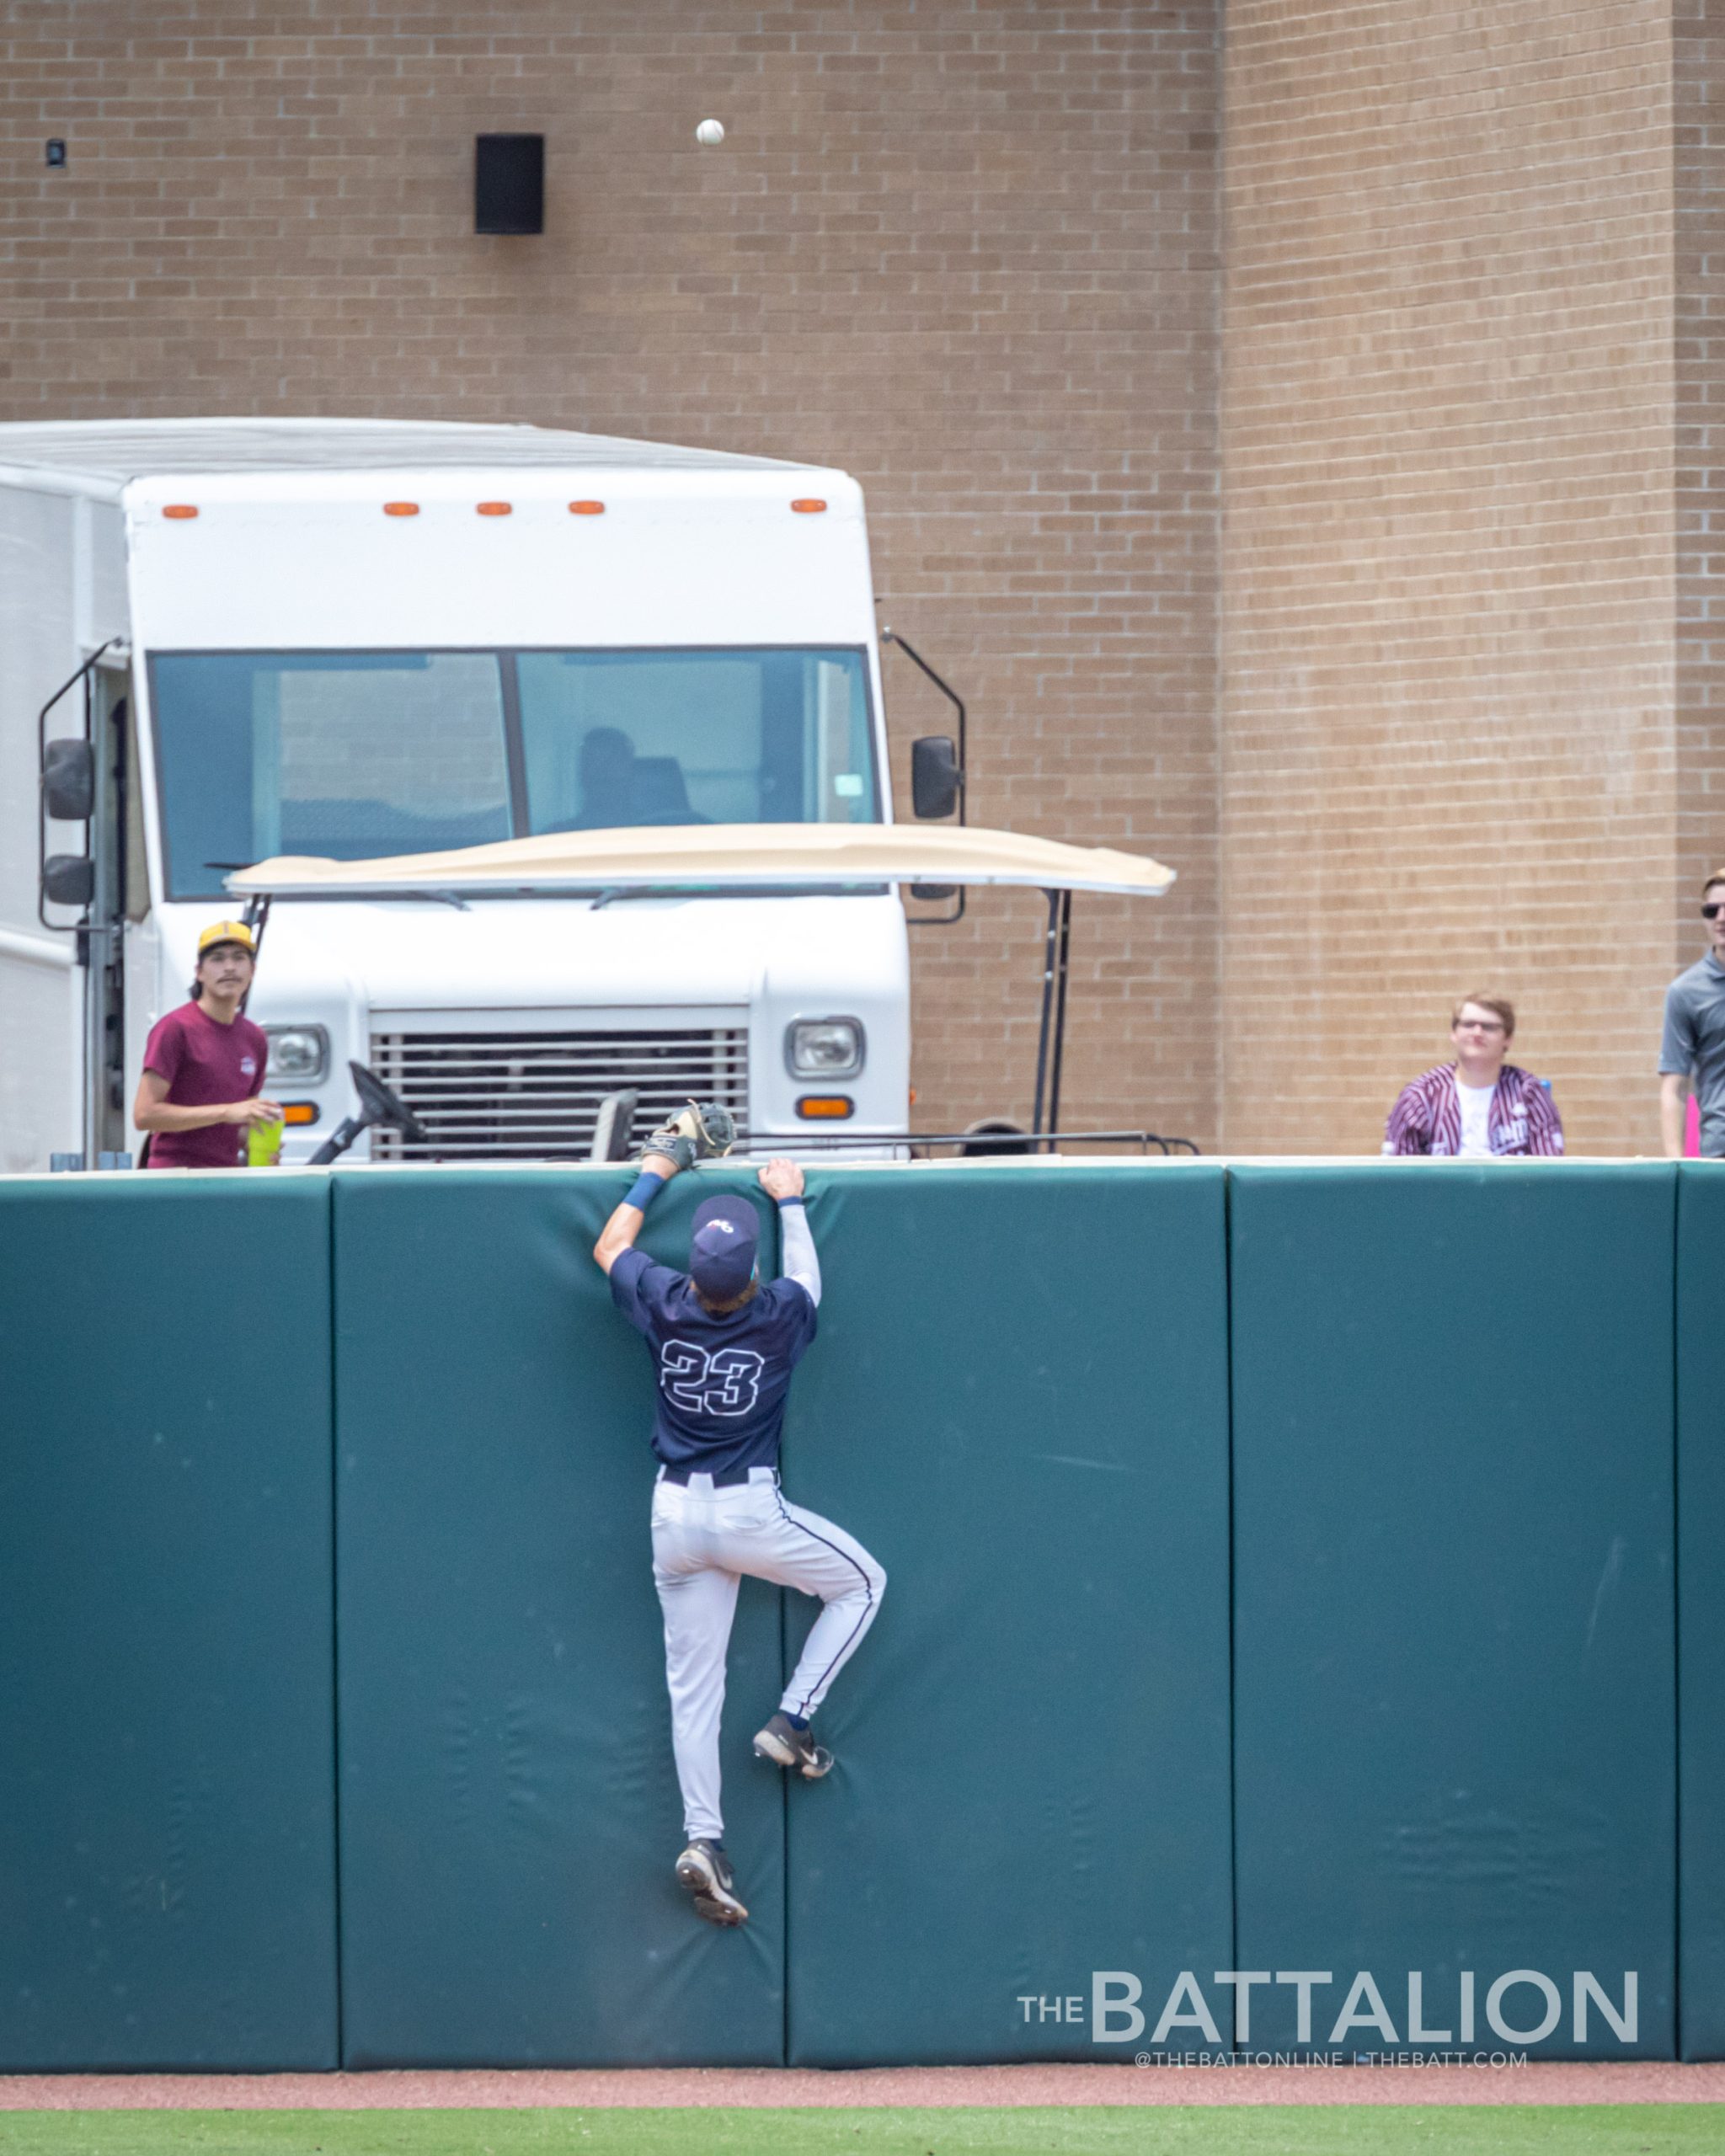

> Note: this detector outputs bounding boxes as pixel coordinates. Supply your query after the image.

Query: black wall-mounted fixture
[45,139,67,168]
[474,134,544,235]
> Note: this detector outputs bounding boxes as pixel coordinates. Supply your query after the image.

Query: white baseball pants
[650,1466,886,1844]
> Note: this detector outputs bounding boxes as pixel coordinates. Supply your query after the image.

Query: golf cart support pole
[1048,887,1073,1139]
[1032,886,1075,1142]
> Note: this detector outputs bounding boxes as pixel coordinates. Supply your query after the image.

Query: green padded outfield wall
[3,1159,1701,2071]
[0,1175,338,2069]
[1679,1164,1725,2058]
[331,1167,787,2067]
[779,1162,1234,2065]
[1229,1164,1676,2061]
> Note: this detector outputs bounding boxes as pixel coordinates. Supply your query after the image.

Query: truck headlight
[264,1024,329,1081]
[785,1017,865,1081]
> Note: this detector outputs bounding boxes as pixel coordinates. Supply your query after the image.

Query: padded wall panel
[1679,1163,1725,2057]
[1230,1164,1676,2060]
[0,1175,337,2068]
[782,1162,1233,2064]
[333,1167,785,2066]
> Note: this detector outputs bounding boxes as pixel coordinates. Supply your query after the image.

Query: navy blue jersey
[609,1246,818,1476]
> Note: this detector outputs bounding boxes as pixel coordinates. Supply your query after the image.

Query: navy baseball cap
[690,1193,760,1299]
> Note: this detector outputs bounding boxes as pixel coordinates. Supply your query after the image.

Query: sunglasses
[1705,904,1725,921]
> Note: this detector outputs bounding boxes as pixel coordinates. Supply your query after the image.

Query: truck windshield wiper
[588,885,711,909]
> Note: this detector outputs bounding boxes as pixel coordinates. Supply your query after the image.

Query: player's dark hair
[695,1278,760,1318]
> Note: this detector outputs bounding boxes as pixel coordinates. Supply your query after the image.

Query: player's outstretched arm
[593,1150,680,1275]
[759,1156,821,1306]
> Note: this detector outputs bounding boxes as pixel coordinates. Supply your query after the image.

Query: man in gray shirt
[1660,866,1725,1157]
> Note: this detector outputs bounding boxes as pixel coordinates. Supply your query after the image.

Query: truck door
[39,649,134,1162]
[88,668,137,1157]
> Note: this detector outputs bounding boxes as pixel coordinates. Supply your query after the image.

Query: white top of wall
[0,419,806,492]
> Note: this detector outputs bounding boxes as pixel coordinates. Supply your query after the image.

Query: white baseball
[696,118,725,147]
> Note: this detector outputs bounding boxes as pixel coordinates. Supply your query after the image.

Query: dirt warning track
[0,2063,1721,2111]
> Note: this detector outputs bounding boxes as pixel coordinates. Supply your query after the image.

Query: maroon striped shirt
[1383,1063,1564,1157]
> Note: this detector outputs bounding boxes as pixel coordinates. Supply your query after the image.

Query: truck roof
[0,418,810,494]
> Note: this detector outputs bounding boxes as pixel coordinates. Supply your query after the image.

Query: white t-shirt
[1456,1078,1496,1157]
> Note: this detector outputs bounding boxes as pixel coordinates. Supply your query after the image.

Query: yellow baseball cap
[197,919,257,958]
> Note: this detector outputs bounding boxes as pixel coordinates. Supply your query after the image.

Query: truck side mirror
[911,734,962,819]
[42,739,93,821]
[42,854,93,908]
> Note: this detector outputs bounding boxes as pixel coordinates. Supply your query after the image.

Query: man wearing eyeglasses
[1384,995,1564,1157]
[1659,868,1725,1159]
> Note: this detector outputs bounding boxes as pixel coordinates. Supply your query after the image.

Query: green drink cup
[247,1115,284,1167]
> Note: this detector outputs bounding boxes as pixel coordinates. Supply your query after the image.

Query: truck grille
[367,1024,749,1161]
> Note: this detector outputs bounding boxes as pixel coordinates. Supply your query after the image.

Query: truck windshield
[148,647,878,899]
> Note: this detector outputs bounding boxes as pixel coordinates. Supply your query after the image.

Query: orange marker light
[796,1095,854,1120]
[383,501,419,517]
[477,501,512,516]
[790,499,827,514]
[280,1102,321,1126]
[569,500,606,515]
[162,504,199,520]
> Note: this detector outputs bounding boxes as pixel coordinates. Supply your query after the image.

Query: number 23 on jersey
[660,1340,766,1418]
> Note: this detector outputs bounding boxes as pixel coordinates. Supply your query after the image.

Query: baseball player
[591,1108,886,1928]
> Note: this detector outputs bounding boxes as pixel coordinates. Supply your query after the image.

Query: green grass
[0,2108,1720,2156]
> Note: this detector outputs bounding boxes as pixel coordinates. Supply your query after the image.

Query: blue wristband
[624,1170,666,1212]
[776,1194,805,1209]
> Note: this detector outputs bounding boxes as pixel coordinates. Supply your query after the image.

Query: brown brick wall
[1679,0,1725,963]
[1220,0,1677,1155]
[0,0,1221,1148]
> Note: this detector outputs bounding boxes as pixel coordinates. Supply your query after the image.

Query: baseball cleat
[676,1838,748,1926]
[753,1710,834,1780]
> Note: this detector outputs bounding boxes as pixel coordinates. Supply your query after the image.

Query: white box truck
[1,419,957,1170]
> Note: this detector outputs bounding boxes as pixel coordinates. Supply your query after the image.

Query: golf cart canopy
[223,823,1176,899]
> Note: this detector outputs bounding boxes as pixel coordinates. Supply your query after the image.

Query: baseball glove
[639,1099,739,1171]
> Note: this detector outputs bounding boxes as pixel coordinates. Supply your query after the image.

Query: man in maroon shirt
[133,921,281,1169]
